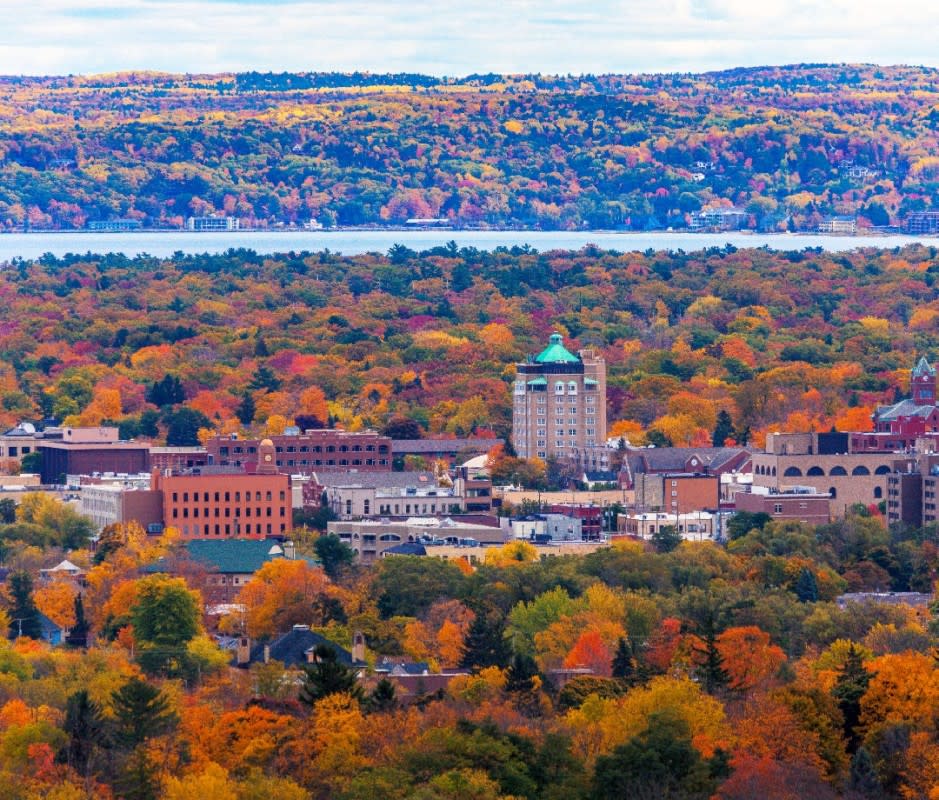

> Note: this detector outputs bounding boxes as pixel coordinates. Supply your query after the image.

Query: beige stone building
[512,333,607,465]
[752,432,892,516]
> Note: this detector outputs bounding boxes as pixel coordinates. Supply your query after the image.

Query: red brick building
[38,427,150,485]
[204,429,391,474]
[153,439,291,540]
[149,446,208,472]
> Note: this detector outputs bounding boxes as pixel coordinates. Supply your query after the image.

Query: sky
[0,0,935,77]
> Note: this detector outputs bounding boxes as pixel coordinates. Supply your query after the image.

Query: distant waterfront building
[817,216,857,235]
[512,333,607,464]
[185,216,240,231]
[689,206,748,232]
[905,212,939,235]
[87,219,142,232]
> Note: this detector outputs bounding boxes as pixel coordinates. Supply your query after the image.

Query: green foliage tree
[651,525,683,554]
[111,678,178,748]
[313,533,355,578]
[795,566,820,603]
[236,392,256,425]
[0,498,15,524]
[61,689,109,779]
[66,592,89,647]
[375,557,468,618]
[130,575,201,675]
[460,609,510,671]
[299,643,364,706]
[17,452,41,475]
[163,407,210,446]
[366,677,398,713]
[591,710,724,800]
[832,643,871,752]
[711,410,734,447]
[8,570,42,639]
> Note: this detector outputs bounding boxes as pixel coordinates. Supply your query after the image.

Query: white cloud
[0,0,935,75]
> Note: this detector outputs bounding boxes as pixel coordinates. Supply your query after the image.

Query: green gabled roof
[584,378,598,386]
[184,539,286,574]
[527,377,548,386]
[534,333,580,364]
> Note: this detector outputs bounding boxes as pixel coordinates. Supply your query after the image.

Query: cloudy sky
[0,0,934,76]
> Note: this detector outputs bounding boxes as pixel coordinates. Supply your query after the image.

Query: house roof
[182,539,286,574]
[626,446,752,474]
[584,471,618,483]
[390,438,501,455]
[534,333,580,365]
[913,356,936,378]
[383,542,427,556]
[314,470,437,488]
[875,399,937,422]
[246,625,355,667]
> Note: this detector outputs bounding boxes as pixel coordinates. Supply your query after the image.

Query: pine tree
[849,746,881,796]
[832,644,871,752]
[66,592,89,647]
[611,637,635,682]
[695,628,730,694]
[236,392,256,425]
[460,610,510,671]
[366,678,398,713]
[299,644,364,706]
[712,410,734,447]
[62,690,108,777]
[506,653,539,694]
[8,570,42,640]
[111,678,177,749]
[795,567,819,603]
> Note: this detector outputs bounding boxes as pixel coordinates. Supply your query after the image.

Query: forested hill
[2,64,939,230]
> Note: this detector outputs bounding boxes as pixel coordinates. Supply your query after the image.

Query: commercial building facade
[734,487,832,526]
[634,473,720,515]
[205,429,392,474]
[38,427,150,485]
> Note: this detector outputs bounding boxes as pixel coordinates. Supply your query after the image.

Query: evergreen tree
[366,677,398,713]
[848,746,881,797]
[506,652,539,694]
[66,592,89,647]
[592,710,722,799]
[8,570,42,639]
[795,567,819,603]
[313,533,355,578]
[651,525,683,554]
[111,678,177,749]
[254,335,269,356]
[695,628,730,694]
[460,610,510,671]
[832,644,871,752]
[61,689,109,777]
[163,407,210,447]
[248,365,281,392]
[299,644,364,706]
[611,637,635,682]
[138,409,160,438]
[711,410,734,447]
[0,497,15,524]
[116,747,161,800]
[236,392,256,425]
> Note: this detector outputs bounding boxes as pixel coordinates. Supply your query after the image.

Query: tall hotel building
[512,333,607,464]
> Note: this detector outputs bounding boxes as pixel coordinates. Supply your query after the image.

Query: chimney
[352,630,366,663]
[283,539,296,559]
[236,636,251,666]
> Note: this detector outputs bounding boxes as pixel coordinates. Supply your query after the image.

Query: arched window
[771,467,777,476]
[783,466,803,477]
[852,466,871,476]
[555,381,565,394]
[829,487,837,499]
[830,466,847,476]
[875,465,891,475]
[568,381,578,394]
[807,466,825,476]
[874,486,883,499]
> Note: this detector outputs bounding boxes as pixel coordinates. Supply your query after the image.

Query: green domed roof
[534,333,580,364]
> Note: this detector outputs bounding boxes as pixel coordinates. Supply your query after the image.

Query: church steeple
[912,356,936,405]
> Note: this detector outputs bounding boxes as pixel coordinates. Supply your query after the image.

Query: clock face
[264,454,272,462]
